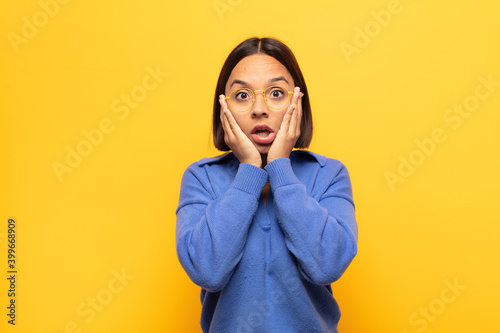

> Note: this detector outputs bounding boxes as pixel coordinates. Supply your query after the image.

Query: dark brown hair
[212,37,313,151]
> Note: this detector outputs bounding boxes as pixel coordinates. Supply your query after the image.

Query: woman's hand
[267,87,303,164]
[219,94,262,168]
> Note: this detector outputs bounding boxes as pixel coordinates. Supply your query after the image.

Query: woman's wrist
[240,159,262,168]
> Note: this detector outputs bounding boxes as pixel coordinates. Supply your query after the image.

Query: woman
[176,37,358,332]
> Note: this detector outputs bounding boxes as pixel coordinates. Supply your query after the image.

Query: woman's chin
[254,144,271,155]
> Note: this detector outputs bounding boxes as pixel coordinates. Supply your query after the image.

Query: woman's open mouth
[251,125,275,144]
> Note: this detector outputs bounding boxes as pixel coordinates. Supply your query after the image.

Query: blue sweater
[176,150,358,333]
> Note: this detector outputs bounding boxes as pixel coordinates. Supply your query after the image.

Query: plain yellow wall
[1,1,499,332]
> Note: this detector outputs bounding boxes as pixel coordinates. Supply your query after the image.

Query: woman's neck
[261,154,268,169]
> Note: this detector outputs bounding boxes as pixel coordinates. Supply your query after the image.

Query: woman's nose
[251,93,268,117]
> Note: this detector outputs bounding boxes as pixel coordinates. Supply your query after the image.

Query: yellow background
[1,0,499,332]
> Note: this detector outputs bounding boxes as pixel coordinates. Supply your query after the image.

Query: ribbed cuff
[265,158,301,189]
[231,163,268,197]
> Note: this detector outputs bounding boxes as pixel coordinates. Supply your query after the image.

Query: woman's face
[224,54,295,155]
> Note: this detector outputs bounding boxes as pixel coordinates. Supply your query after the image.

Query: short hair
[212,37,313,151]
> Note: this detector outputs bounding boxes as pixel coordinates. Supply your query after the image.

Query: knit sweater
[176,150,358,333]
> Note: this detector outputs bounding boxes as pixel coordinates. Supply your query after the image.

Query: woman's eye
[235,91,251,100]
[269,88,285,99]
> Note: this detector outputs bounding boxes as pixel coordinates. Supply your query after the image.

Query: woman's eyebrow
[229,76,289,89]
[269,76,289,85]
[229,79,247,89]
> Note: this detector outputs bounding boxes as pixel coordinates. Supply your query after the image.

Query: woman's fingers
[219,94,248,143]
[226,109,257,149]
[219,95,234,143]
[278,88,298,133]
[288,87,301,135]
[224,105,243,136]
[296,92,304,137]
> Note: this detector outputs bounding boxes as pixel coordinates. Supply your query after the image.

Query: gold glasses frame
[225,86,294,112]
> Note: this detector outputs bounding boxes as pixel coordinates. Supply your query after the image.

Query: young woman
[176,37,358,333]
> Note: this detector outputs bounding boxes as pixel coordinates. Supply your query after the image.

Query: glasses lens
[230,88,253,112]
[265,86,289,109]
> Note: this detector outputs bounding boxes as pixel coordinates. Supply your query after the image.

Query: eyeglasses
[225,86,294,112]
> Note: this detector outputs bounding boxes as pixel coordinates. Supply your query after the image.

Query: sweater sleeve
[176,162,268,292]
[265,158,358,285]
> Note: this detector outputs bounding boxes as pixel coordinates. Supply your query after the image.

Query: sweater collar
[198,150,326,167]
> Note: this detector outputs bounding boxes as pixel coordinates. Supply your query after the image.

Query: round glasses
[226,86,293,112]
